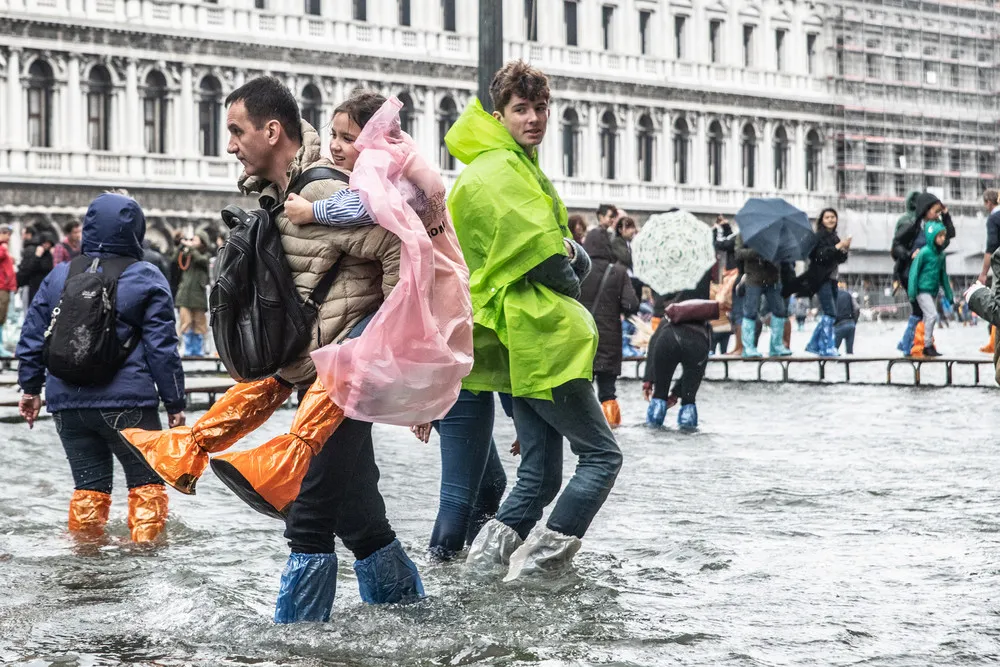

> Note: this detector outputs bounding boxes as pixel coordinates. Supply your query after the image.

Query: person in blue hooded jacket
[16,192,186,543]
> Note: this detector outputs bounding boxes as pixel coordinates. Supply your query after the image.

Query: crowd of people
[7,57,1000,628]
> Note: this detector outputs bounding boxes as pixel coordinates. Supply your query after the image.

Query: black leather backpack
[210,167,347,382]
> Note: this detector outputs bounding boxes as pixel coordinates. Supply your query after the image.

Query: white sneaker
[503,526,582,582]
[466,519,523,570]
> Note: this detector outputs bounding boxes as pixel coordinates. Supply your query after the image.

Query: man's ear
[266,119,283,146]
[492,110,503,122]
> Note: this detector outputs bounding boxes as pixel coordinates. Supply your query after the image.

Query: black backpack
[210,167,347,382]
[43,255,139,387]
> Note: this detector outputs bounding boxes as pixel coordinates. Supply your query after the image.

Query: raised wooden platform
[623,355,997,387]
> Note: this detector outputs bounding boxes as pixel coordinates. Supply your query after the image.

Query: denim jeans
[498,379,623,540]
[283,417,396,560]
[429,390,507,559]
[743,284,787,320]
[834,322,856,354]
[55,407,164,493]
[816,281,837,318]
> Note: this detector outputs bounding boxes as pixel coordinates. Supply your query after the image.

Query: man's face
[493,94,549,154]
[622,226,637,241]
[927,203,943,220]
[226,100,276,178]
[68,225,82,246]
[598,210,617,229]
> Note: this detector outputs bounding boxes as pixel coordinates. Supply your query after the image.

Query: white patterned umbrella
[631,210,716,296]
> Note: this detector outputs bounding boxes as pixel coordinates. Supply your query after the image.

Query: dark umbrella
[735,198,816,264]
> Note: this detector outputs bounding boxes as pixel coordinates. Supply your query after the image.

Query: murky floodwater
[3,323,1000,666]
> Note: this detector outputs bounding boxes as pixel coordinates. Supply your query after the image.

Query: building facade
[0,0,996,275]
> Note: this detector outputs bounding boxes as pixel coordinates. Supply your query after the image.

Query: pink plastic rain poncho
[311,98,474,426]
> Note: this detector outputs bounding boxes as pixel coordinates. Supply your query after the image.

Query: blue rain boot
[678,404,698,432]
[353,539,425,605]
[189,333,204,357]
[273,552,338,624]
[0,328,10,357]
[741,318,762,358]
[897,315,919,355]
[645,398,667,427]
[819,315,840,357]
[804,318,825,355]
[769,316,792,356]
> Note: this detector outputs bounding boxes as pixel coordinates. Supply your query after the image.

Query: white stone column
[729,117,742,188]
[422,88,438,167]
[622,106,636,182]
[126,58,140,152]
[792,121,805,191]
[587,103,601,179]
[180,65,194,156]
[761,121,773,190]
[693,113,707,186]
[7,48,24,148]
[660,112,672,185]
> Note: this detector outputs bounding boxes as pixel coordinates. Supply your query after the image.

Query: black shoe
[923,345,942,357]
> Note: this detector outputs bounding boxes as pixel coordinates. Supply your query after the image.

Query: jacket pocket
[100,407,143,432]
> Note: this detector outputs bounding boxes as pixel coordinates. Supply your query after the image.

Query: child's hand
[285,193,315,226]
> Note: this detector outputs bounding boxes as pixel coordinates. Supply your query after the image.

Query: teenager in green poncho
[444,60,623,581]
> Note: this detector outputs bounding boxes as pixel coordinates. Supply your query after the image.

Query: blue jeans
[55,407,163,493]
[430,390,507,559]
[817,281,837,318]
[834,322,856,354]
[743,284,787,320]
[498,379,623,540]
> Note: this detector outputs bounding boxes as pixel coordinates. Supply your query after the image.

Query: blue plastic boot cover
[741,318,761,358]
[189,333,204,357]
[897,315,919,353]
[805,319,824,354]
[273,552,338,624]
[353,539,425,604]
[820,316,840,357]
[678,404,698,431]
[645,398,668,427]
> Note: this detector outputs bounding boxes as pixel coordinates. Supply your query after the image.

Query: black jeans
[594,371,618,402]
[56,407,164,493]
[648,325,709,405]
[283,417,396,561]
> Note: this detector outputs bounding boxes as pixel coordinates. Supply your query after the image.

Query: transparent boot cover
[504,526,582,582]
[466,519,523,569]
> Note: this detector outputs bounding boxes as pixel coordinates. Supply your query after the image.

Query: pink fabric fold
[311,98,474,426]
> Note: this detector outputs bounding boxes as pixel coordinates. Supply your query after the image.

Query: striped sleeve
[311,189,374,227]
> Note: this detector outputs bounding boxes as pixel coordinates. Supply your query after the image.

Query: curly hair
[489,60,550,114]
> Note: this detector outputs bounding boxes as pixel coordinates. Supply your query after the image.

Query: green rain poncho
[445,99,597,400]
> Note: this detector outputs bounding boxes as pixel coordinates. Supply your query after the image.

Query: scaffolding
[832,0,1000,281]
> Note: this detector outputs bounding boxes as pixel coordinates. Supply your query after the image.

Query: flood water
[3,323,1000,666]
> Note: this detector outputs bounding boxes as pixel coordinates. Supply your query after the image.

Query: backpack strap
[269,166,349,215]
[81,255,141,346]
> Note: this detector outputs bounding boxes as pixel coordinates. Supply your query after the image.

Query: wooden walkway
[623,355,997,387]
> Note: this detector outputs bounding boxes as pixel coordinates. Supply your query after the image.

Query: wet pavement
[2,320,999,666]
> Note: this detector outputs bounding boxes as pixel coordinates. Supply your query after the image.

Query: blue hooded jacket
[17,193,186,413]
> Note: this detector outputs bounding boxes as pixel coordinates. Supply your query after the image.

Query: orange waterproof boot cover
[120,378,293,495]
[601,399,622,428]
[68,489,112,539]
[981,327,996,354]
[910,321,925,358]
[128,484,169,543]
[211,379,345,520]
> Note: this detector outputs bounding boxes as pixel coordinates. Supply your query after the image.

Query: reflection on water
[3,377,1000,665]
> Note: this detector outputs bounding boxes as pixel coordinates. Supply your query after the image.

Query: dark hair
[62,220,81,235]
[597,204,617,218]
[39,231,57,246]
[615,216,636,236]
[815,208,839,233]
[333,90,387,132]
[568,214,586,233]
[489,59,550,114]
[225,76,303,144]
[985,189,999,206]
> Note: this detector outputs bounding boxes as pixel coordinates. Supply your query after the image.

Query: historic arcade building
[0,0,996,276]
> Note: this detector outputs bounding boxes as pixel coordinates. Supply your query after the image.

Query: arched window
[562,107,581,177]
[673,118,690,184]
[398,92,415,137]
[87,65,113,151]
[637,114,654,182]
[438,96,458,170]
[27,60,54,148]
[773,125,789,189]
[741,123,757,188]
[199,76,222,157]
[600,110,618,180]
[707,120,723,186]
[805,129,822,192]
[143,70,169,154]
[301,84,323,130]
